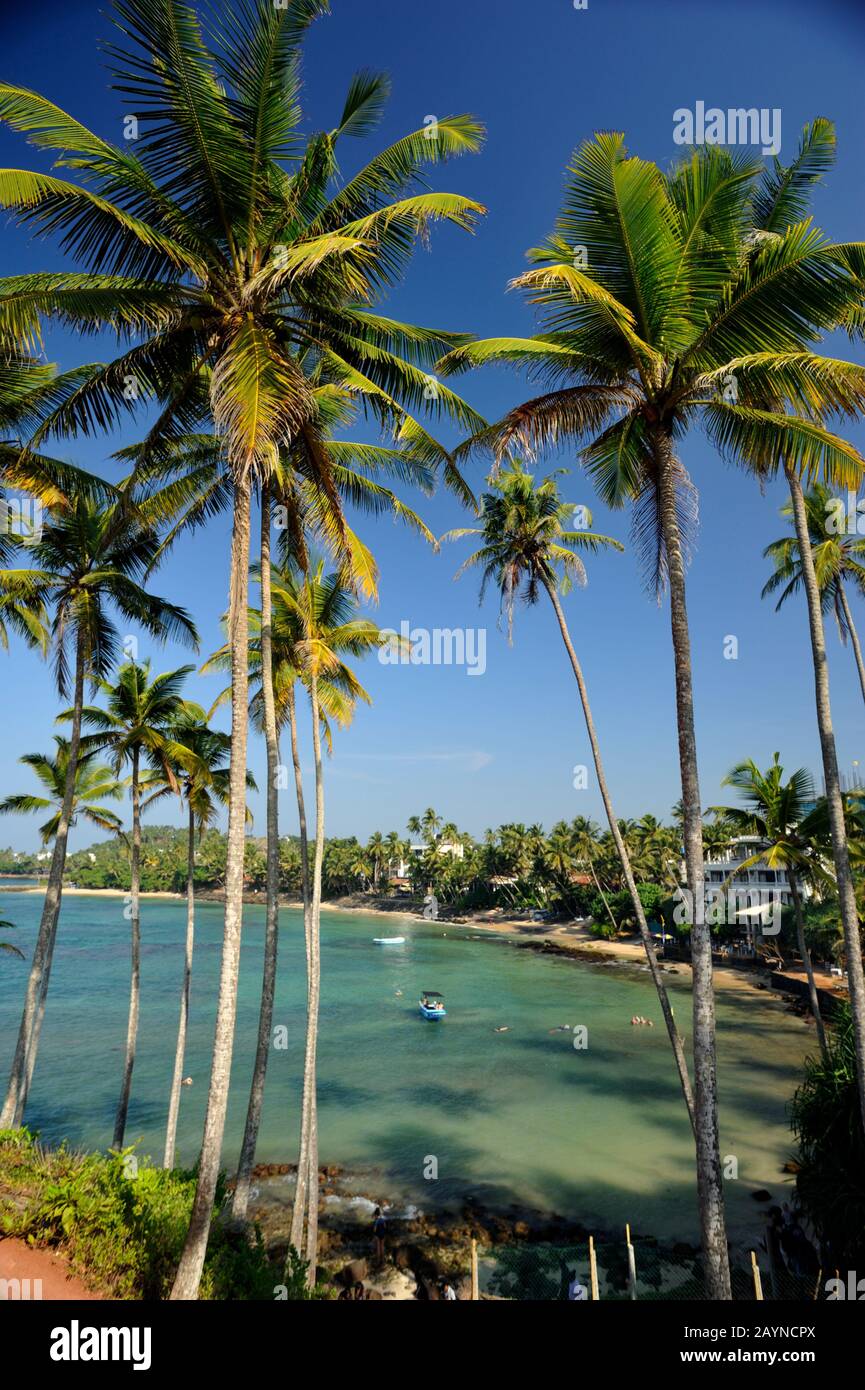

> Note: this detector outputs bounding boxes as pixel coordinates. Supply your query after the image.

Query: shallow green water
[0,888,812,1242]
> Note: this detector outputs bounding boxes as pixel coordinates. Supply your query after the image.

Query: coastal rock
[338,1257,369,1287]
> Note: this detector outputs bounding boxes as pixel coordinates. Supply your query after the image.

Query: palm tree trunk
[287,681,313,1255]
[163,800,196,1169]
[838,583,865,709]
[786,465,865,1133]
[233,485,281,1219]
[171,475,252,1300]
[587,856,618,933]
[1,626,86,1128]
[787,869,828,1062]
[654,429,730,1299]
[301,668,325,1288]
[543,580,696,1135]
[113,745,141,1148]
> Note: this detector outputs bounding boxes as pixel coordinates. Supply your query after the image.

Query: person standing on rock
[372,1207,387,1266]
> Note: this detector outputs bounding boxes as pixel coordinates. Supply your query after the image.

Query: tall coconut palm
[0,737,124,844]
[0,737,124,1072]
[65,660,197,1146]
[0,483,197,1129]
[139,711,250,1169]
[439,120,865,1296]
[0,0,485,1296]
[708,755,833,1060]
[201,555,380,1225]
[276,559,393,1284]
[445,463,696,1135]
[764,482,865,705]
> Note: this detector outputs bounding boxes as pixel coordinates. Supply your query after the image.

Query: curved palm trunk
[163,801,197,1169]
[544,580,696,1136]
[171,476,252,1300]
[787,870,828,1062]
[587,855,618,933]
[113,745,141,1148]
[655,430,730,1300]
[1,627,86,1128]
[301,669,325,1288]
[838,584,865,710]
[287,683,313,1255]
[233,487,281,1219]
[787,466,865,1133]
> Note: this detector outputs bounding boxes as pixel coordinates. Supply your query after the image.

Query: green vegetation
[791,1007,865,1268]
[0,1128,275,1299]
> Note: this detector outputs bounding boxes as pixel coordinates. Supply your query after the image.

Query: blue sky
[1,0,864,852]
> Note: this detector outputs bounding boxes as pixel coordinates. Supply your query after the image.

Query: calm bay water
[0,887,812,1242]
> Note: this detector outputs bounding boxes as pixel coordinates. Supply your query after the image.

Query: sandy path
[0,1237,102,1300]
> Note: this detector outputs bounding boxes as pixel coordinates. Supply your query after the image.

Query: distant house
[394,841,465,878]
[681,835,807,938]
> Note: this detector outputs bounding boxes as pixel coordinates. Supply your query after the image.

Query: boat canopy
[421,990,444,1000]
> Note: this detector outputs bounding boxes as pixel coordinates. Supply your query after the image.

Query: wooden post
[626,1223,637,1300]
[470,1238,479,1302]
[588,1236,599,1301]
[751,1251,764,1301]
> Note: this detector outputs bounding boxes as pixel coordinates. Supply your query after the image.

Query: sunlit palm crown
[444,462,622,636]
[0,735,124,844]
[0,0,486,501]
[439,120,865,590]
[764,481,865,636]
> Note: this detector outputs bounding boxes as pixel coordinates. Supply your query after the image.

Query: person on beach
[441,1279,457,1301]
[372,1206,387,1265]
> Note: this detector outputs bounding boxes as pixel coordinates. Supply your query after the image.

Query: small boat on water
[373,936,405,945]
[419,990,446,1020]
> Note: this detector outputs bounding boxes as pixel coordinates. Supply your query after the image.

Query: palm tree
[201,557,376,1223]
[0,737,124,843]
[0,482,197,1129]
[366,831,387,890]
[445,464,696,1136]
[0,0,485,1297]
[439,121,865,1297]
[0,921,23,960]
[139,711,245,1170]
[67,660,196,1147]
[708,755,833,1060]
[764,482,865,705]
[0,737,123,1074]
[277,559,392,1284]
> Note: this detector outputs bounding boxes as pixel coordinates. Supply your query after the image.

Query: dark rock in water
[751,1189,772,1202]
[365,1287,384,1301]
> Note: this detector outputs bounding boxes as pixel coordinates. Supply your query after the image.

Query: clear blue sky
[1,0,864,852]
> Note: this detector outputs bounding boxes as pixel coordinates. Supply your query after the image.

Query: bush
[790,1006,865,1269]
[0,1131,275,1299]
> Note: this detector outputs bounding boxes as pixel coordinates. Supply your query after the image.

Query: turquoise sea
[0,887,813,1243]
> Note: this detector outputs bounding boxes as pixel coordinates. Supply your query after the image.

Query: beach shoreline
[4,882,786,1002]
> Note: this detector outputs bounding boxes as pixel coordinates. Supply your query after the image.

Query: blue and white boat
[419,990,446,1020]
[373,936,405,945]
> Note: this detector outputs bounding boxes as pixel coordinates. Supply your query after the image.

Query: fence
[476,1236,819,1301]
